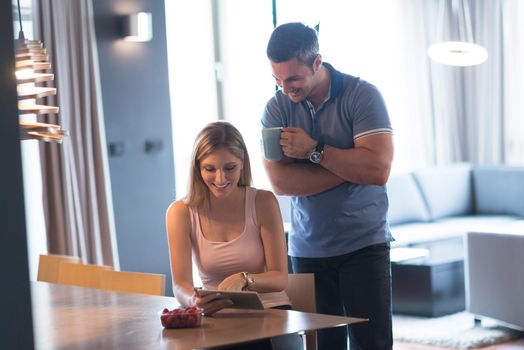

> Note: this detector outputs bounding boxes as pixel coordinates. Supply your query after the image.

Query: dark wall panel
[92,0,175,295]
[0,1,34,348]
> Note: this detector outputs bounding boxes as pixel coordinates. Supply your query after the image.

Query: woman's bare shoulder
[166,200,193,239]
[166,200,191,219]
[254,188,277,204]
[254,188,280,220]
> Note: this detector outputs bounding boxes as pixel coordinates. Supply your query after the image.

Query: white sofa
[387,163,524,247]
[278,163,524,247]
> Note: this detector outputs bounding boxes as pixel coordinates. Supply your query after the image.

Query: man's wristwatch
[308,142,325,164]
[241,272,254,291]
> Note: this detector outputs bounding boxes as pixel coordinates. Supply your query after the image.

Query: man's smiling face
[271,57,319,103]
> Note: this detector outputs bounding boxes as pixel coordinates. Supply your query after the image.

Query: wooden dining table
[32,281,366,349]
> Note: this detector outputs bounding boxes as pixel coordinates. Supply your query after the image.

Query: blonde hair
[185,121,252,206]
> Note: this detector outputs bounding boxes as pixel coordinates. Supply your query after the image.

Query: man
[262,22,394,350]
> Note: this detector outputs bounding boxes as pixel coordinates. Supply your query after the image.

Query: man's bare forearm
[264,160,345,196]
[321,134,394,186]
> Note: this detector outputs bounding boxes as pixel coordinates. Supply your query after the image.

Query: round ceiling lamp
[428,41,488,67]
[428,0,488,67]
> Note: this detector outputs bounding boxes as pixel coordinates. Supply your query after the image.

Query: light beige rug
[393,312,524,349]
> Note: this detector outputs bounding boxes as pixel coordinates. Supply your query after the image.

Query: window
[166,1,524,200]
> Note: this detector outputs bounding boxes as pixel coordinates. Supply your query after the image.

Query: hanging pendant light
[14,0,68,143]
[427,0,488,67]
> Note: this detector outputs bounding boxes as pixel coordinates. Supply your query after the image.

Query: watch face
[309,151,322,164]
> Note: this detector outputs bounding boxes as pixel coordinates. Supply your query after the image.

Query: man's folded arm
[263,157,345,196]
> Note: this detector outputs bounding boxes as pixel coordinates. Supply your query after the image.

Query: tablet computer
[195,289,264,310]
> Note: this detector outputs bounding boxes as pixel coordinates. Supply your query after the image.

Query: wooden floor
[394,339,524,349]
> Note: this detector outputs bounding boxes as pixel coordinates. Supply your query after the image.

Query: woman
[166,121,301,350]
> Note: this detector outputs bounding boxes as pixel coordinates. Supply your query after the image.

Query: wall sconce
[427,0,488,67]
[123,12,152,42]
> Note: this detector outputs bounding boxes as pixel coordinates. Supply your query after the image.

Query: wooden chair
[285,273,317,350]
[99,270,166,296]
[37,254,81,283]
[57,262,113,289]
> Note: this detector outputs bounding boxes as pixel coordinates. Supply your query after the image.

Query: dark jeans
[291,243,393,350]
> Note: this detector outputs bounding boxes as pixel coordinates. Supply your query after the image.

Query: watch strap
[241,272,254,291]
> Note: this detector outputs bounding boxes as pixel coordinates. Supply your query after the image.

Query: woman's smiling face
[199,147,243,198]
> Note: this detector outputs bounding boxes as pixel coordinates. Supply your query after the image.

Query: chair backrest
[99,270,166,296]
[57,262,113,289]
[285,273,316,313]
[285,273,317,350]
[37,254,81,283]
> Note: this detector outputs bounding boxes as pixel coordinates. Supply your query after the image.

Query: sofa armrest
[387,172,430,225]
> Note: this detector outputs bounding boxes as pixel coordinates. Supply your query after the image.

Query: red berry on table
[160,306,201,328]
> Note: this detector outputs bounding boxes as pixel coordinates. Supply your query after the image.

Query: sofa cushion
[386,172,430,225]
[390,215,519,247]
[473,166,524,217]
[413,163,473,220]
[436,215,520,235]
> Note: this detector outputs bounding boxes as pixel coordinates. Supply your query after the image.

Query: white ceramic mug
[261,127,283,161]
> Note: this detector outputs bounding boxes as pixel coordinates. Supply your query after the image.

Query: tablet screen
[195,289,264,310]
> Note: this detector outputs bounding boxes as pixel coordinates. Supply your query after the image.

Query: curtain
[502,0,524,165]
[414,0,524,164]
[462,0,504,163]
[34,0,119,267]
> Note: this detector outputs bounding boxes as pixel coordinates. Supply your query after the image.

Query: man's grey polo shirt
[262,63,393,258]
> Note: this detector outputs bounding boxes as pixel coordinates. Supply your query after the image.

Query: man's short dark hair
[266,22,319,67]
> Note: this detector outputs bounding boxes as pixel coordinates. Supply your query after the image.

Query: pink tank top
[188,187,291,308]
